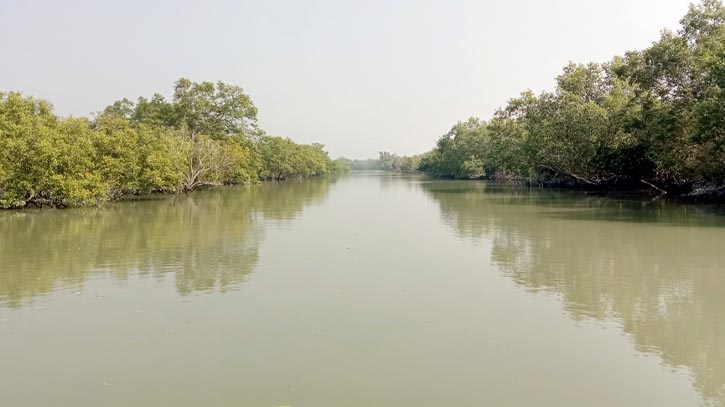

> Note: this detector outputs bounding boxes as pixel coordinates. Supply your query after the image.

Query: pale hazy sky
[0,0,694,158]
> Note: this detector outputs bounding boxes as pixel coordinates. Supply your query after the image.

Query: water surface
[1,173,724,406]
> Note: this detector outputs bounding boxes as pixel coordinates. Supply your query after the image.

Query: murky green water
[1,173,724,406]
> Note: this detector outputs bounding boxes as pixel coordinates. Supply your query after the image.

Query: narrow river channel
[1,172,724,406]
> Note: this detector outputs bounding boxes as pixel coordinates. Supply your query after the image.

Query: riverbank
[414,171,725,203]
[493,174,725,202]
[417,2,724,199]
[2,173,345,210]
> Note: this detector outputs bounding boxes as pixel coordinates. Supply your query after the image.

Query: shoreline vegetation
[0,79,347,209]
[376,0,725,201]
[3,1,724,208]
[335,152,424,173]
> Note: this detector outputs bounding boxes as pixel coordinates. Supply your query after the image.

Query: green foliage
[178,134,260,191]
[103,78,259,139]
[344,157,383,170]
[92,116,187,196]
[0,78,338,209]
[390,154,423,173]
[0,93,105,208]
[421,0,725,195]
[332,157,352,172]
[172,78,258,139]
[420,118,491,179]
[257,136,338,181]
[339,151,423,172]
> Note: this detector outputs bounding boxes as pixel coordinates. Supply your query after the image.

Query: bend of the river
[1,172,724,406]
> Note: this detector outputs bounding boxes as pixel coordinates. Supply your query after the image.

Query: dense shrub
[421,0,725,195]
[0,79,342,208]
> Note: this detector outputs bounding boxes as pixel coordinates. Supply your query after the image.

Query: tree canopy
[0,79,343,208]
[337,151,424,173]
[420,0,725,197]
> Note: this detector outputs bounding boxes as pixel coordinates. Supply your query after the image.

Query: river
[1,172,724,406]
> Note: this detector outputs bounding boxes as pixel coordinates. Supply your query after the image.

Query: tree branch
[640,179,667,195]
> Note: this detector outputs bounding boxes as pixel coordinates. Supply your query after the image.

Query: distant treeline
[0,79,345,208]
[336,151,424,172]
[420,0,725,198]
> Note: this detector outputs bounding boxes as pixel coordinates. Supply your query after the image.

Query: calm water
[1,173,724,406]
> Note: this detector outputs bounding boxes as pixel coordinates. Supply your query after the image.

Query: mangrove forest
[0,78,345,208]
[419,0,725,198]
